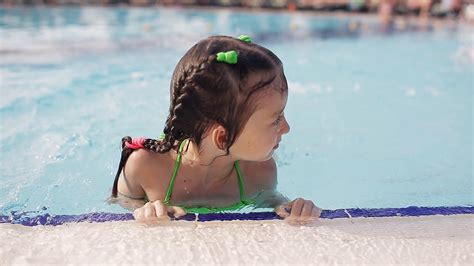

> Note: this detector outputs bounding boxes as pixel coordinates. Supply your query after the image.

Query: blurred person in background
[405,0,433,18]
[431,0,463,17]
[378,0,397,25]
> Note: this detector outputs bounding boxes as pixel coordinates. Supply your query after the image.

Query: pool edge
[1,205,473,226]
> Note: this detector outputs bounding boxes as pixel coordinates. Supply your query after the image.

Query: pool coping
[1,206,473,226]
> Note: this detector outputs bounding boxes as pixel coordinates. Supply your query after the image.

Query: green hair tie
[238,34,252,43]
[216,50,238,64]
[158,132,166,140]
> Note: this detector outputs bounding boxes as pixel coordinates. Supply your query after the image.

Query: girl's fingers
[311,206,322,218]
[133,208,144,221]
[134,201,187,222]
[275,205,290,218]
[290,198,304,218]
[168,206,186,218]
[300,200,313,218]
[276,198,322,224]
[153,201,170,221]
[144,202,158,220]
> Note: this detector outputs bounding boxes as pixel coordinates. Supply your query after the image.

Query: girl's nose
[280,116,290,135]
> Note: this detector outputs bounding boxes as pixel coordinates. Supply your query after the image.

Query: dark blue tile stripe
[1,206,472,226]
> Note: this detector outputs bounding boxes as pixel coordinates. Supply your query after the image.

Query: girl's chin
[263,149,275,160]
[245,152,273,162]
[239,147,277,161]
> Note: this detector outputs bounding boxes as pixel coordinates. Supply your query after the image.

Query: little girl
[112,35,320,223]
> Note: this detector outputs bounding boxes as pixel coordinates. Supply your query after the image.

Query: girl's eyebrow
[272,107,284,117]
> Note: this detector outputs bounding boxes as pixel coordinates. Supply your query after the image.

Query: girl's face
[230,86,290,162]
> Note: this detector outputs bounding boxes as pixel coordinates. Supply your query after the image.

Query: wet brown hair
[112,35,287,197]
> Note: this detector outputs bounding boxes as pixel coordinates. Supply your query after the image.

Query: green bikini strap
[163,140,252,206]
[235,161,256,205]
[163,139,188,205]
[234,160,246,203]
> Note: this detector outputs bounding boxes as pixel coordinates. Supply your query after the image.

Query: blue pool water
[0,7,472,218]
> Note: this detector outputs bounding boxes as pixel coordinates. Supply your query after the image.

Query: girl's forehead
[246,71,288,114]
[254,88,287,112]
[246,68,287,90]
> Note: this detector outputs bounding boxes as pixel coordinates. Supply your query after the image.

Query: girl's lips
[273,139,281,150]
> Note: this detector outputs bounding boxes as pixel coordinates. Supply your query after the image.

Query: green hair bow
[238,34,252,43]
[216,50,238,64]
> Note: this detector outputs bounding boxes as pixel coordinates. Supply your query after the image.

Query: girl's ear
[211,125,227,150]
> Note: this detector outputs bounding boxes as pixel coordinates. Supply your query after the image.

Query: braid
[156,56,214,153]
[142,138,171,153]
[111,136,134,197]
[121,136,132,149]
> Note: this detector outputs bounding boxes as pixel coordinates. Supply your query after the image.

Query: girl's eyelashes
[274,114,283,125]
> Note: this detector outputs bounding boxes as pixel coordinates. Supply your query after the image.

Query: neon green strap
[163,139,188,205]
[235,160,256,205]
[234,160,245,202]
[181,161,255,214]
[161,137,255,212]
[183,201,247,214]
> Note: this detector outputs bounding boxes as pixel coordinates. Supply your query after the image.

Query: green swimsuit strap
[234,160,246,203]
[162,139,250,206]
[163,139,188,205]
[183,161,254,214]
[235,160,255,205]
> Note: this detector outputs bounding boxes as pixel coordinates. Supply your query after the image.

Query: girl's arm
[118,150,187,222]
[253,158,321,223]
[253,189,289,209]
[107,193,145,212]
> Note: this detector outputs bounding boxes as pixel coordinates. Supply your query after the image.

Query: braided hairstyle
[112,35,287,197]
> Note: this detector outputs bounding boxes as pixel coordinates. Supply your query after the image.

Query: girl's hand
[133,200,186,222]
[275,198,321,224]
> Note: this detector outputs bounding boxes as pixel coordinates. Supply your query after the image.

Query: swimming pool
[0,6,472,222]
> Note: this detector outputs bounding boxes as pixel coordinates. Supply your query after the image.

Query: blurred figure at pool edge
[111,35,321,224]
[2,0,470,22]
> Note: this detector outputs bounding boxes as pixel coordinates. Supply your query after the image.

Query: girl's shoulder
[122,149,174,199]
[239,158,278,191]
[126,149,172,174]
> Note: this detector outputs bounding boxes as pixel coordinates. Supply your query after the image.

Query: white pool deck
[1,214,473,265]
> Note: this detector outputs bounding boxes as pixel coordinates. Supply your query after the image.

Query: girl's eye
[274,115,283,125]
